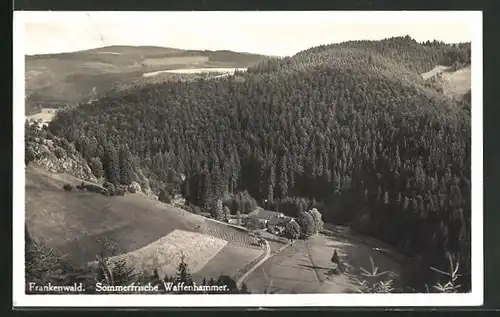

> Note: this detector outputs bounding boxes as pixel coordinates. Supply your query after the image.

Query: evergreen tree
[308,208,324,233]
[297,211,315,239]
[119,144,133,185]
[278,154,289,198]
[89,157,104,179]
[284,219,301,240]
[174,253,193,286]
[103,142,120,185]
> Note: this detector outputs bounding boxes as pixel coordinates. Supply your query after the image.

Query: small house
[244,208,285,229]
[267,216,293,235]
[227,218,243,226]
[244,216,267,229]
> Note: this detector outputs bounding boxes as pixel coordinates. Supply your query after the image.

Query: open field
[109,229,228,279]
[95,51,123,55]
[421,64,471,98]
[441,65,471,96]
[244,234,403,294]
[142,56,209,67]
[421,65,451,80]
[196,243,262,281]
[200,218,260,250]
[25,108,57,125]
[143,67,247,77]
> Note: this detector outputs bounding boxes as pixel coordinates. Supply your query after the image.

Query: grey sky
[19,11,478,57]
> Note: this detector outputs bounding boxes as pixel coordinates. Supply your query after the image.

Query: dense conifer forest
[39,36,472,290]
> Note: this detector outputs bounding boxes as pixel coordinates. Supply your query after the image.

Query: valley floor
[244,234,403,294]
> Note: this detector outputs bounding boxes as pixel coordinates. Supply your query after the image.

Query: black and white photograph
[13,11,482,307]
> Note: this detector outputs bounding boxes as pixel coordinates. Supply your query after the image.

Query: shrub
[83,183,108,196]
[159,189,172,204]
[115,187,126,196]
[88,157,104,179]
[297,211,315,239]
[355,257,396,293]
[63,184,73,191]
[53,147,65,159]
[103,182,116,196]
[211,199,224,220]
[284,220,301,240]
[184,204,202,215]
[25,144,37,166]
[308,208,324,233]
[127,181,143,194]
[223,206,231,221]
[429,253,462,293]
[76,181,85,190]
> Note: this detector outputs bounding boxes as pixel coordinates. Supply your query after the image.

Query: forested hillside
[44,36,472,291]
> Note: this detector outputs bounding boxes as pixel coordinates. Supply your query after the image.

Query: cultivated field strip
[109,229,227,279]
[200,219,262,250]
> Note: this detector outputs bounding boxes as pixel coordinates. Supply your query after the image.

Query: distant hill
[25,45,268,115]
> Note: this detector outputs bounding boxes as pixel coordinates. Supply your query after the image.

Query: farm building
[227,217,243,226]
[267,216,295,235]
[243,208,285,229]
[244,216,267,230]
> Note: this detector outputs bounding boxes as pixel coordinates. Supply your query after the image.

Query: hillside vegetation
[25,45,267,114]
[26,164,265,284]
[41,36,472,291]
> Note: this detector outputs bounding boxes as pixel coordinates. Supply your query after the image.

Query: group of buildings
[227,208,298,236]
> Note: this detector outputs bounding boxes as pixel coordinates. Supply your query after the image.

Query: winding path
[236,240,271,289]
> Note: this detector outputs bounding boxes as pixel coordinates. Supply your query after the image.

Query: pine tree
[297,211,315,239]
[175,253,193,286]
[211,199,224,220]
[268,163,276,203]
[89,157,104,179]
[103,142,120,185]
[201,169,213,212]
[119,144,133,185]
[308,208,324,233]
[278,154,288,198]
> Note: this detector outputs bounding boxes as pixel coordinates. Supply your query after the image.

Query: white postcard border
[13,10,483,307]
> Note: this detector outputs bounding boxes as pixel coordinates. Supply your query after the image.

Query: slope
[25,45,268,115]
[26,164,263,281]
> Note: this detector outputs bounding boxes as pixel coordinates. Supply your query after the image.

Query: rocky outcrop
[127,181,157,199]
[127,181,141,194]
[28,137,97,182]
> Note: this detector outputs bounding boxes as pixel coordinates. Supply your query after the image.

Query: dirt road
[236,239,271,289]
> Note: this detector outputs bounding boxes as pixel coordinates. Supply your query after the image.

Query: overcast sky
[18,11,479,57]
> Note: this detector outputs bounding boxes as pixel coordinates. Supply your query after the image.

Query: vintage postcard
[13,11,483,307]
